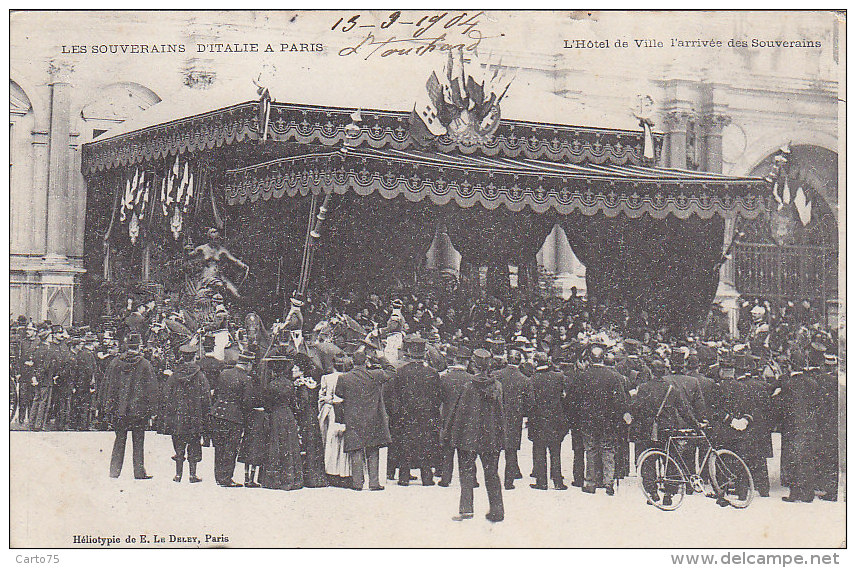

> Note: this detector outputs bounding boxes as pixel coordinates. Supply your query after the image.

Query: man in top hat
[51,326,76,431]
[528,351,570,491]
[391,335,443,486]
[69,334,96,431]
[29,327,59,431]
[665,350,708,424]
[212,349,254,487]
[101,332,159,479]
[437,345,475,487]
[492,347,533,490]
[334,344,396,491]
[162,338,212,484]
[443,348,505,522]
[774,347,819,503]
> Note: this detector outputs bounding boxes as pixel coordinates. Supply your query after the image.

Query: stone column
[662,110,693,169]
[702,114,731,174]
[41,59,83,324]
[45,61,74,258]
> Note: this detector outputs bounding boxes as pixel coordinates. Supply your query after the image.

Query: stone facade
[9,11,841,324]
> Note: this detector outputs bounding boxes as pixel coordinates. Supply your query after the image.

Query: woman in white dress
[318,352,352,485]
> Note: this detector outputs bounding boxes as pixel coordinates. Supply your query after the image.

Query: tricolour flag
[794,186,812,226]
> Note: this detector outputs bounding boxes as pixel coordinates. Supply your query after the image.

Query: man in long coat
[493,349,533,490]
[213,351,254,487]
[335,347,396,490]
[528,352,568,490]
[814,352,839,501]
[392,336,443,486]
[443,349,505,522]
[71,337,98,430]
[577,346,628,495]
[740,360,774,497]
[29,330,55,431]
[437,345,474,487]
[162,341,212,483]
[101,333,159,479]
[774,347,819,503]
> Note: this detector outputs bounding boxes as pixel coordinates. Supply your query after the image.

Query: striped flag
[794,186,812,226]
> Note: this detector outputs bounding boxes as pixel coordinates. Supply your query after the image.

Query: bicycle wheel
[636,449,687,511]
[708,449,754,508]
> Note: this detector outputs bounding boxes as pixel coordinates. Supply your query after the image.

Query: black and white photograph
[6,9,846,551]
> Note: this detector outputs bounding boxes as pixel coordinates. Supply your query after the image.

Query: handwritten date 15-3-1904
[333,11,502,60]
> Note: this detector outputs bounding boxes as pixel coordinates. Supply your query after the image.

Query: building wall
[9,11,841,323]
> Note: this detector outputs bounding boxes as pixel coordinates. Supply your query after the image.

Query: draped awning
[223,147,770,219]
[81,100,663,173]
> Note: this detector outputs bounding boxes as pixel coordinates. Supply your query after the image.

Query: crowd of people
[9,284,840,522]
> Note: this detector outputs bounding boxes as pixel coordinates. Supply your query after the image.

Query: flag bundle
[119,168,154,244]
[766,145,812,226]
[410,49,515,146]
[160,157,195,239]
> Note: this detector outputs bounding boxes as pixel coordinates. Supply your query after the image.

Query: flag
[772,180,783,210]
[642,121,655,161]
[794,186,812,226]
[161,177,168,216]
[413,72,448,137]
[176,161,189,203]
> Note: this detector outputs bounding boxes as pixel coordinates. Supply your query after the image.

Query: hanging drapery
[559,212,725,335]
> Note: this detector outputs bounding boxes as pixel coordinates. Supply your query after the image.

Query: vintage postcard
[8,9,845,551]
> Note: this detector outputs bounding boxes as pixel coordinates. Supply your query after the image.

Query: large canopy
[81,76,772,331]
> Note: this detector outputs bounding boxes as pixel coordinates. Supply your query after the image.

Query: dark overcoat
[439,366,472,424]
[335,363,395,453]
[393,360,443,465]
[161,362,212,438]
[528,367,568,444]
[442,374,505,455]
[493,364,533,450]
[774,371,818,490]
[577,364,628,440]
[100,352,160,424]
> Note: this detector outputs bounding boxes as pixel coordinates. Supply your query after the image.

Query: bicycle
[636,425,754,511]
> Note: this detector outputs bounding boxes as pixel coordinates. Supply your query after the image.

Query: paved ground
[9,430,845,548]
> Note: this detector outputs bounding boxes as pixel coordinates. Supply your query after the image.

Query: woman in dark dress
[258,357,303,491]
[291,353,329,488]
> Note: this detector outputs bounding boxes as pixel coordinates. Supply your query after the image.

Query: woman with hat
[318,352,353,486]
[161,338,212,483]
[258,355,304,491]
[291,353,329,488]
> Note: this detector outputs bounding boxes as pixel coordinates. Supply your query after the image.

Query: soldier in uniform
[29,328,56,432]
[16,323,38,426]
[70,334,97,431]
[162,338,212,483]
[52,327,76,431]
[492,347,533,490]
[528,351,568,490]
[213,350,254,487]
[392,336,443,486]
[740,355,775,497]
